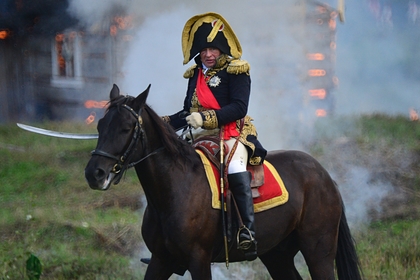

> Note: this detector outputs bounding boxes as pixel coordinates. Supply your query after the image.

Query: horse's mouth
[85,162,119,191]
[86,171,116,191]
[101,172,116,190]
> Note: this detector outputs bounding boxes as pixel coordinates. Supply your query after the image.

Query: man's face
[200,47,221,68]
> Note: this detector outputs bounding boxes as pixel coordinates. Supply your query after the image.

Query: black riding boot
[228,171,257,261]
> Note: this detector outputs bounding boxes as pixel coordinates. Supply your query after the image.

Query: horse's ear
[110,84,120,100]
[133,84,151,111]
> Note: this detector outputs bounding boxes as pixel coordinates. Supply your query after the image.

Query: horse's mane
[143,104,197,164]
[108,95,196,165]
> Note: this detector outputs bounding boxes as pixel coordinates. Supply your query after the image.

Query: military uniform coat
[166,54,266,165]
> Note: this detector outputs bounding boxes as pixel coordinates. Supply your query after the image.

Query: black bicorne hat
[182,12,242,65]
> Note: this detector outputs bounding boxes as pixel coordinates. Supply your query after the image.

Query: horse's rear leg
[299,230,337,280]
[300,247,336,279]
[259,235,303,280]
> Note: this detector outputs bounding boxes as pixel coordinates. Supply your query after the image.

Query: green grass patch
[356,220,420,279]
[1,122,145,279]
[357,113,420,150]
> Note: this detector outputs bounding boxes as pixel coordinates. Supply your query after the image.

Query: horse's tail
[335,203,364,280]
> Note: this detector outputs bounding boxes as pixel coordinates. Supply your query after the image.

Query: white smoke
[66,1,420,139]
[336,0,420,115]
[120,7,193,115]
[334,165,394,228]
[68,0,131,27]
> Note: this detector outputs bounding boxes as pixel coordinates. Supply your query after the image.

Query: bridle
[91,103,163,184]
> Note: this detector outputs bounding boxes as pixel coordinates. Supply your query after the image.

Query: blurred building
[303,1,339,117]
[0,0,133,123]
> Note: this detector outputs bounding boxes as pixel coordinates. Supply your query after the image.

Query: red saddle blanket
[196,150,289,213]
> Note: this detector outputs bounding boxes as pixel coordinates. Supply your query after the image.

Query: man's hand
[186,112,203,129]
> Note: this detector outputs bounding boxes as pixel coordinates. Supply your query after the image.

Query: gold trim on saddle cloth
[196,149,289,213]
[253,161,289,212]
[196,149,223,209]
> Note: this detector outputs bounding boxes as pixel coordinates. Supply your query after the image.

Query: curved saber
[17,123,98,139]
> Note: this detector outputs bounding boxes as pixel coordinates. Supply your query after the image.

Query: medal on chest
[208,75,221,87]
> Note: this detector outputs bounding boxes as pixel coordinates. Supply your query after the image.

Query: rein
[91,103,163,183]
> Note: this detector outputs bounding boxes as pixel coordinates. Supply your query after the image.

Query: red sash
[196,70,239,140]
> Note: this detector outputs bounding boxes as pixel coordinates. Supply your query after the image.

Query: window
[51,31,84,88]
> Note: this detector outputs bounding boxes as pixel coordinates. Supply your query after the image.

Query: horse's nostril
[85,165,106,184]
[94,168,106,181]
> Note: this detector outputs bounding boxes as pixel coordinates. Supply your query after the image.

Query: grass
[0,123,144,279]
[356,220,420,279]
[1,115,420,279]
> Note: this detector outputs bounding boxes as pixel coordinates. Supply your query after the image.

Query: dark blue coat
[166,55,266,165]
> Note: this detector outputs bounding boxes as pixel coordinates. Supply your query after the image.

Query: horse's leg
[299,233,337,280]
[298,205,339,279]
[142,207,176,280]
[144,255,174,280]
[187,249,212,280]
[259,234,303,280]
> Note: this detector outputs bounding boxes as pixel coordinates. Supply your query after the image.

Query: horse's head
[85,84,150,190]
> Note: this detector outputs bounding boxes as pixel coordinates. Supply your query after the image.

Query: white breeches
[190,129,248,174]
[225,138,248,174]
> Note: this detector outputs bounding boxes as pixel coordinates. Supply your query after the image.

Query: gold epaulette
[183,64,197,78]
[227,59,250,75]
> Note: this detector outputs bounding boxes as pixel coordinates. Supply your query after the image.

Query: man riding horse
[162,12,266,261]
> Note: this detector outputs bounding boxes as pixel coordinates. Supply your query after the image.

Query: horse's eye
[121,126,131,133]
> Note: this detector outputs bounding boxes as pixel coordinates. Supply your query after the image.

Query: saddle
[192,136,264,198]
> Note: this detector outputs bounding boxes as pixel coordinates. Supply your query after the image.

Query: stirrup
[236,226,255,251]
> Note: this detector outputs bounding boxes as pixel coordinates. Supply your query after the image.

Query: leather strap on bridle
[91,104,163,184]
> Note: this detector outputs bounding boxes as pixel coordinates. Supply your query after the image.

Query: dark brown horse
[85,84,363,280]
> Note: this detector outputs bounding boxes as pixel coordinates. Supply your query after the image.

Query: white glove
[186,112,203,129]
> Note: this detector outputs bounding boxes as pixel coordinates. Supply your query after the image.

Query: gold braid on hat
[182,12,242,65]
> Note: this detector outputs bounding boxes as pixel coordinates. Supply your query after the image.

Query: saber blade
[16,123,98,140]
